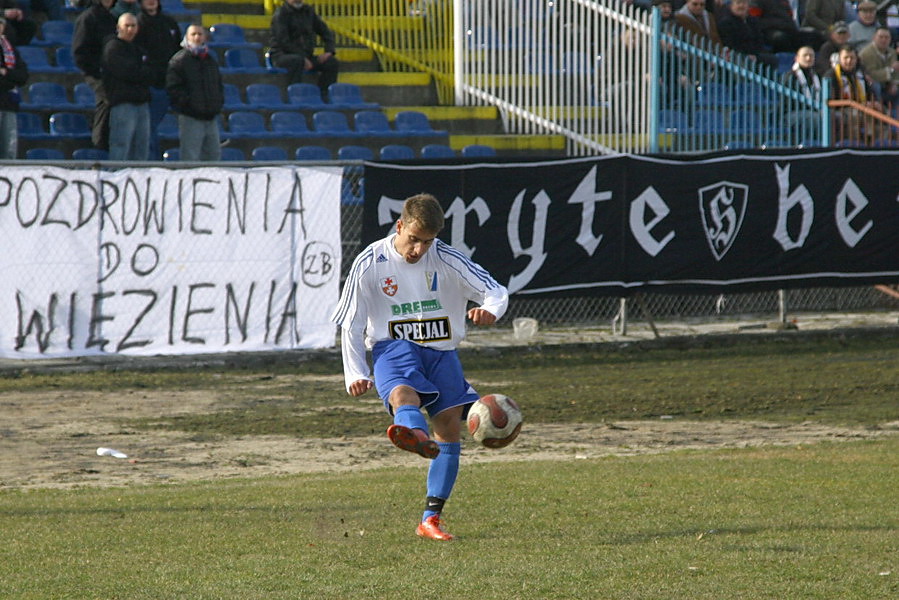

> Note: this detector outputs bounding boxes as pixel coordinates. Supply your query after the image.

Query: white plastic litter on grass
[96,447,128,459]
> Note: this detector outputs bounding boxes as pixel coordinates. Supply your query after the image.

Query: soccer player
[331,193,509,541]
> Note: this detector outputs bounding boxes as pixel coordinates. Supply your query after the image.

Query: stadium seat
[776,52,794,75]
[354,110,399,136]
[54,46,79,72]
[312,110,356,135]
[287,83,326,107]
[696,82,734,107]
[251,146,289,161]
[73,82,96,108]
[692,109,728,135]
[17,113,52,139]
[222,83,247,110]
[728,109,767,135]
[158,113,179,139]
[17,46,65,73]
[263,50,288,74]
[226,111,273,138]
[420,143,455,158]
[222,48,270,74]
[295,145,332,160]
[49,112,91,138]
[22,82,73,110]
[220,147,246,161]
[158,0,201,17]
[394,110,440,135]
[207,23,261,49]
[25,147,65,160]
[657,109,689,133]
[33,20,74,46]
[337,145,374,160]
[461,144,497,157]
[163,148,180,161]
[379,144,415,160]
[246,83,288,109]
[270,111,311,136]
[72,148,109,160]
[326,83,378,109]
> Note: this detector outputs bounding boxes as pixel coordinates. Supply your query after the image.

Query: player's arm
[468,278,509,326]
[340,328,373,396]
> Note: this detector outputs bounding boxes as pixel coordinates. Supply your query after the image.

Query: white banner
[0,165,342,359]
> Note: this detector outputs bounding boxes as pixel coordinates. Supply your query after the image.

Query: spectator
[135,0,181,160]
[166,25,224,161]
[73,0,118,151]
[31,0,65,22]
[826,44,879,142]
[749,0,823,52]
[269,0,338,101]
[675,0,723,45]
[102,13,152,161]
[815,20,850,75]
[0,16,27,159]
[781,45,821,137]
[113,0,140,18]
[0,0,36,47]
[859,27,899,107]
[802,0,845,37]
[718,0,778,68]
[848,1,878,51]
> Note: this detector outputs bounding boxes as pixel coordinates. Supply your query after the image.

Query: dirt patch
[2,385,897,491]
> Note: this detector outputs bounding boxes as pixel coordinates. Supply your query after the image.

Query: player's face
[394,220,437,264]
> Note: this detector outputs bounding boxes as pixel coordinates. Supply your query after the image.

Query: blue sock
[394,404,429,432]
[423,442,461,521]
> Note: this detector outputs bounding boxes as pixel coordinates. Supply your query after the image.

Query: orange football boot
[386,424,440,459]
[416,515,454,541]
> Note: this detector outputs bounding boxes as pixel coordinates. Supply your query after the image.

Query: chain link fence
[341,168,899,333]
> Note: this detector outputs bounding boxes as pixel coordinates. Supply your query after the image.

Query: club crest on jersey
[699,181,748,261]
[425,271,438,291]
[381,276,398,296]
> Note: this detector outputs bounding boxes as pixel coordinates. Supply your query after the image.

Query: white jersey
[331,234,509,390]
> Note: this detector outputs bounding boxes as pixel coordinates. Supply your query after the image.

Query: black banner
[363,150,899,296]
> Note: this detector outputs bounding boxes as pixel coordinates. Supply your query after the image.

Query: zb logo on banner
[699,182,748,262]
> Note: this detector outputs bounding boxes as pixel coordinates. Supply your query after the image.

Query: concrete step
[449,134,568,158]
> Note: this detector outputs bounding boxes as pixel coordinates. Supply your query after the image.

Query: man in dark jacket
[166,25,224,161]
[135,0,180,159]
[0,16,28,159]
[269,0,338,101]
[718,0,777,69]
[101,12,152,160]
[749,0,822,52]
[72,0,118,151]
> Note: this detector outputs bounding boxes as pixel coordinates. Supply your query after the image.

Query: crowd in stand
[0,0,338,160]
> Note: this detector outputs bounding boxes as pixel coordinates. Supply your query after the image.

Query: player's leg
[386,385,439,459]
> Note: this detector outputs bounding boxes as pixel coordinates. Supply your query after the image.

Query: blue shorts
[372,340,478,418]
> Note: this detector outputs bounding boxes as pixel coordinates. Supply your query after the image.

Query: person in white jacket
[331,193,509,541]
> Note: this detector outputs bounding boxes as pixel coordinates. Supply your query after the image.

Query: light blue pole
[650,7,661,153]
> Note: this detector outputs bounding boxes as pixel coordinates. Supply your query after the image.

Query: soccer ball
[467,394,522,448]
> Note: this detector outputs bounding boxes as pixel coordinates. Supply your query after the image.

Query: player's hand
[467,307,496,326]
[348,379,373,397]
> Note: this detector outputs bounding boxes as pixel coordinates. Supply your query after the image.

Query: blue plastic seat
[461,144,497,157]
[158,113,179,139]
[158,0,201,17]
[208,23,262,49]
[287,83,326,107]
[420,143,455,158]
[17,113,52,139]
[26,147,65,160]
[295,145,332,160]
[49,112,91,138]
[17,46,65,73]
[220,147,246,161]
[337,145,374,160]
[354,110,399,136]
[22,82,73,110]
[251,146,289,161]
[73,82,96,108]
[379,144,415,160]
[692,109,728,134]
[394,110,439,135]
[658,109,689,133]
[263,50,287,74]
[54,46,79,72]
[246,83,287,109]
[33,20,74,46]
[312,110,356,135]
[222,48,269,74]
[326,83,378,109]
[222,83,247,110]
[72,148,109,160]
[226,111,273,138]
[163,148,180,161]
[696,82,734,108]
[270,111,311,136]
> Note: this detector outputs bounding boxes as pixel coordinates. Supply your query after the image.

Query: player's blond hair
[401,193,445,234]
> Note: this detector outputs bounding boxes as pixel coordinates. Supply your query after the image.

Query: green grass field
[1,334,898,599]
